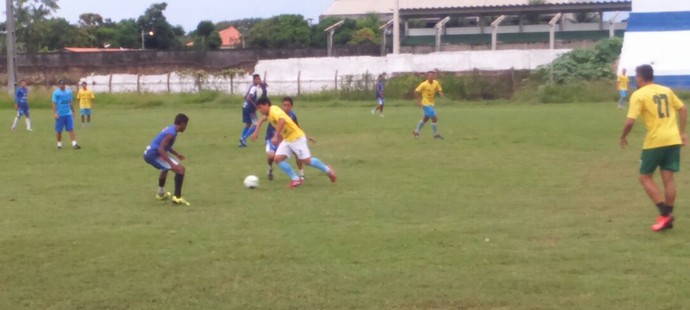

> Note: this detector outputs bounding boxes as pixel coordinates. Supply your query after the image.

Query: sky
[4,0,335,32]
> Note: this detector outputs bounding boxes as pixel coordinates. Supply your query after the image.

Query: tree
[311,17,356,48]
[247,15,310,49]
[136,2,182,49]
[193,20,220,50]
[14,0,61,53]
[78,13,104,27]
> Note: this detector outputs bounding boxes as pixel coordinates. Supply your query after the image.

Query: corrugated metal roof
[322,0,631,16]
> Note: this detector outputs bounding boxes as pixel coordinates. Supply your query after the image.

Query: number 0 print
[653,94,670,118]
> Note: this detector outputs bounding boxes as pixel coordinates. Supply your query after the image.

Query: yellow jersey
[617,75,629,91]
[415,80,442,106]
[77,89,95,109]
[267,105,304,142]
[627,84,685,149]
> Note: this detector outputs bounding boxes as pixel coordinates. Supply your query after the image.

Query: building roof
[322,0,632,17]
[219,26,241,47]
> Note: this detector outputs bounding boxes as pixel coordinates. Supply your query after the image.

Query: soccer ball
[243,175,259,189]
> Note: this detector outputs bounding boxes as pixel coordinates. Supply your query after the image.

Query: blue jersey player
[238,74,262,147]
[371,74,385,117]
[51,80,80,149]
[265,96,307,180]
[144,113,190,206]
[11,79,32,132]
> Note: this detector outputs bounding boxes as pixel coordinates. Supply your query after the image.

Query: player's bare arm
[678,106,688,145]
[159,135,183,173]
[249,116,267,141]
[620,118,635,149]
[271,119,286,145]
[51,102,58,119]
[414,92,422,107]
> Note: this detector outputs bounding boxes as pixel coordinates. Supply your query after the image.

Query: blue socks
[432,123,438,134]
[240,125,256,141]
[278,161,299,180]
[416,121,424,132]
[309,158,330,174]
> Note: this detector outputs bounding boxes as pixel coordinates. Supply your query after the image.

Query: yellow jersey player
[413,71,444,139]
[251,96,335,188]
[616,68,629,109]
[620,64,687,232]
[77,81,95,127]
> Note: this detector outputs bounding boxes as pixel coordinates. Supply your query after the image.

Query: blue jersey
[52,88,73,116]
[266,110,298,140]
[15,87,28,108]
[242,85,258,111]
[375,81,384,99]
[145,125,177,157]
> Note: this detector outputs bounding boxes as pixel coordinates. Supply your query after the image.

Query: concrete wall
[78,49,568,95]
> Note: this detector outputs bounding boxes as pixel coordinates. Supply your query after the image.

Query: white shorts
[276,136,311,160]
[377,98,384,106]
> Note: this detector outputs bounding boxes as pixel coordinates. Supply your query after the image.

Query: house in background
[219,26,242,49]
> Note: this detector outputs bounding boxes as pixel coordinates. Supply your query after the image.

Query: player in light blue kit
[265,96,306,180]
[144,113,190,206]
[51,80,80,149]
[371,74,385,117]
[11,79,32,132]
[238,74,262,147]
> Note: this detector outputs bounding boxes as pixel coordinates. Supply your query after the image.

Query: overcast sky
[3,0,335,32]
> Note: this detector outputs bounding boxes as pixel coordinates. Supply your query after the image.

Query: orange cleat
[651,215,674,232]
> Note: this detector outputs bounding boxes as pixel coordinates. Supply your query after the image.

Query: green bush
[535,38,622,84]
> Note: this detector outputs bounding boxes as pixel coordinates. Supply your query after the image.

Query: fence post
[167,72,171,93]
[108,74,113,93]
[137,74,141,93]
[297,71,301,96]
[230,74,234,95]
[334,70,338,92]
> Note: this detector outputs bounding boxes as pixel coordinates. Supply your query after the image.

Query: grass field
[1,99,690,309]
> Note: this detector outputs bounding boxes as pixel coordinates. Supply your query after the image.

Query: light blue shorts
[619,90,628,98]
[422,106,436,118]
[80,108,92,116]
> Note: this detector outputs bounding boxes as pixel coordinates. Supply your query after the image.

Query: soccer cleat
[57,145,62,150]
[412,130,419,139]
[238,138,247,148]
[27,128,32,132]
[651,215,674,232]
[379,114,384,117]
[327,165,336,183]
[288,179,303,188]
[434,134,444,140]
[267,170,274,181]
[172,196,191,206]
[72,144,81,150]
[299,175,305,181]
[155,192,171,201]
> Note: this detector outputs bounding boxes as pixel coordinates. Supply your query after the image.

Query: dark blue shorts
[242,107,257,124]
[17,107,29,117]
[55,115,74,132]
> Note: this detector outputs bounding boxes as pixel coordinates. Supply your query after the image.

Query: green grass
[1,99,690,309]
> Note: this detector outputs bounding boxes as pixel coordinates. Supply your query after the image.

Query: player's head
[58,80,66,90]
[635,64,654,87]
[255,96,271,114]
[252,74,261,85]
[81,81,87,89]
[426,71,435,82]
[281,96,293,112]
[621,68,627,75]
[174,113,189,132]
[378,74,384,81]
[19,79,26,87]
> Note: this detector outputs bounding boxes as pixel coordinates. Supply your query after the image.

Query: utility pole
[393,0,400,54]
[6,0,17,95]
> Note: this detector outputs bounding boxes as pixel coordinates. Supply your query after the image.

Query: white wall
[81,49,568,95]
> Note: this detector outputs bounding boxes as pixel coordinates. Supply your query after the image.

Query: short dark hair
[252,74,261,79]
[256,96,271,106]
[282,96,294,106]
[636,65,654,82]
[174,113,189,125]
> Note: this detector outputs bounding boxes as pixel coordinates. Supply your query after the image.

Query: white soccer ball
[243,175,259,189]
